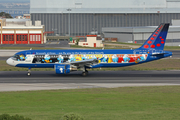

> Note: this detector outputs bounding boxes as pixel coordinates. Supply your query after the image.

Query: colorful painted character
[102,54,108,63]
[18,54,25,61]
[82,54,87,60]
[68,54,76,62]
[92,55,97,60]
[139,54,146,61]
[75,55,82,61]
[57,55,64,63]
[123,54,130,63]
[88,55,92,59]
[42,55,52,63]
[112,54,118,63]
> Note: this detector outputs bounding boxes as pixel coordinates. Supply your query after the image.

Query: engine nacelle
[55,64,71,74]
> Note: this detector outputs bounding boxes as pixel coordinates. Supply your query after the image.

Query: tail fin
[138,23,169,50]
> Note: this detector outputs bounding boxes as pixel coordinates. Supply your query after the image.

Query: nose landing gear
[27,68,31,76]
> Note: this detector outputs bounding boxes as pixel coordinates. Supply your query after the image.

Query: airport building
[30,0,180,37]
[0,19,46,44]
[102,20,180,44]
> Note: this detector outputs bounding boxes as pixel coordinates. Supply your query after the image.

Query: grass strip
[0,86,180,120]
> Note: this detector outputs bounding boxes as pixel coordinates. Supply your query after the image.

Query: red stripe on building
[86,35,97,37]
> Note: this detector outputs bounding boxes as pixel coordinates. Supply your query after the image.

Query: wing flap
[69,59,99,67]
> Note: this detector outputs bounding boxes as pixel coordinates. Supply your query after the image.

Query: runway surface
[0,71,180,91]
[171,50,180,58]
[1,70,180,83]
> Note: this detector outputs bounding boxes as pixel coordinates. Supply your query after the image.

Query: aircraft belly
[16,63,55,68]
[91,62,136,68]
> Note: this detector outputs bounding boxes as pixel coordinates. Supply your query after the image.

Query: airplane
[6,23,172,76]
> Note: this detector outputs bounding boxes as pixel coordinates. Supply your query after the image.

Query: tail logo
[139,23,169,50]
[144,25,164,49]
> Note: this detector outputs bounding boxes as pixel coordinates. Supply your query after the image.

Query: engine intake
[55,64,71,74]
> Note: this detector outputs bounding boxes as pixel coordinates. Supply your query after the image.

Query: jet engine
[55,64,71,74]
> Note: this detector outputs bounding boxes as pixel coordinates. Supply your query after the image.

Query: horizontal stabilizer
[151,52,167,56]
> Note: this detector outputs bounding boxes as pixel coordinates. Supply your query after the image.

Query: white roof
[30,0,180,13]
[3,25,43,29]
[102,26,180,33]
[6,19,30,22]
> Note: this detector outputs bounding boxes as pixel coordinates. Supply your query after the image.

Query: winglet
[138,23,170,50]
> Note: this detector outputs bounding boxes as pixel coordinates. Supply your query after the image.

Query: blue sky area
[0,0,30,3]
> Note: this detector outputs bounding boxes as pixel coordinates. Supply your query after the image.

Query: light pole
[67,8,71,37]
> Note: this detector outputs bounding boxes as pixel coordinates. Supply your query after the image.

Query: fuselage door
[25,52,34,63]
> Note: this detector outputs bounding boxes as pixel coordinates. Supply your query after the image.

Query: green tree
[76,38,80,45]
[0,12,13,18]
[0,114,31,120]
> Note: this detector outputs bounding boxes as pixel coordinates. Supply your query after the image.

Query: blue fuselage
[11,49,172,68]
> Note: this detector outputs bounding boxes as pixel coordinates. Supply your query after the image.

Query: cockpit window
[12,55,19,61]
[12,54,25,61]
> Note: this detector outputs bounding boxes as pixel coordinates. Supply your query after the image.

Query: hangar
[30,0,180,36]
[102,20,180,45]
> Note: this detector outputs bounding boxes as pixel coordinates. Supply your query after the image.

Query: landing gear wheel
[82,71,88,76]
[27,72,31,76]
[27,68,31,76]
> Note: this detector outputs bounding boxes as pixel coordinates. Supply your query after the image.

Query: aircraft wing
[69,59,99,68]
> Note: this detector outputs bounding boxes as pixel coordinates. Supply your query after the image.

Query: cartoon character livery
[112,54,118,63]
[122,54,130,63]
[42,55,52,63]
[57,55,64,63]
[18,54,26,61]
[68,54,76,62]
[6,23,172,76]
[82,54,87,60]
[102,54,108,63]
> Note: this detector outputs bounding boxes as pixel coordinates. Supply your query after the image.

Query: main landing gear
[27,68,31,76]
[82,69,88,76]
[82,67,88,77]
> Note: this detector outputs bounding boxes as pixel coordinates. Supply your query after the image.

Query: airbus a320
[6,23,172,76]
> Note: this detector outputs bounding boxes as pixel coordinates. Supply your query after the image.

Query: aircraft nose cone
[6,58,15,66]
